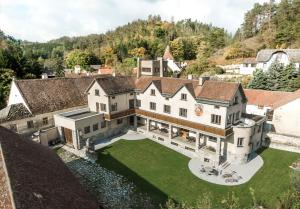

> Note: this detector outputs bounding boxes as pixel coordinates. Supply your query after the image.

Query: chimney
[41,73,48,79]
[158,57,164,77]
[187,74,193,80]
[137,57,142,78]
[199,76,210,86]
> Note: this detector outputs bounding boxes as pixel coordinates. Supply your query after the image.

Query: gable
[8,80,31,113]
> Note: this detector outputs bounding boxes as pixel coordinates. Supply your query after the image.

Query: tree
[248,69,269,90]
[170,38,184,61]
[128,47,146,58]
[0,68,14,108]
[65,49,99,70]
[115,58,136,75]
[44,58,64,77]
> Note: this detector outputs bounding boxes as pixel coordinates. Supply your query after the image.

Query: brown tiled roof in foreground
[0,149,13,209]
[0,127,101,209]
[244,89,292,107]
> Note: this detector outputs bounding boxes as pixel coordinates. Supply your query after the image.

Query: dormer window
[151,89,155,96]
[95,89,99,96]
[181,93,187,101]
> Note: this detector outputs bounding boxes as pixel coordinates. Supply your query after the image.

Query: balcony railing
[104,108,233,137]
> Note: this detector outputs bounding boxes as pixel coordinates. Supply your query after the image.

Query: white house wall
[273,98,300,137]
[8,80,31,112]
[137,83,230,129]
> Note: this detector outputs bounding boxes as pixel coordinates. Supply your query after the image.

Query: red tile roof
[244,89,292,107]
[163,45,174,60]
[98,68,113,75]
[273,89,300,109]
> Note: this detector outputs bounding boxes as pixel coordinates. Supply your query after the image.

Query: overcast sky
[0,0,269,42]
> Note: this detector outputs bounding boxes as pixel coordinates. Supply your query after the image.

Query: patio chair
[225,178,238,183]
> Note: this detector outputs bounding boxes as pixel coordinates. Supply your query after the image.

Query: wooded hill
[1,0,300,108]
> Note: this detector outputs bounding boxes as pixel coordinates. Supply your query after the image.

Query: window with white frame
[136,99,141,108]
[100,103,106,111]
[95,89,100,96]
[150,102,156,110]
[237,138,244,147]
[151,89,155,96]
[179,108,187,117]
[111,103,118,111]
[164,105,171,114]
[181,93,187,101]
[211,114,221,125]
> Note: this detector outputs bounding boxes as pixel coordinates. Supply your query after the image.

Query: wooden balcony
[104,108,233,137]
[104,108,135,120]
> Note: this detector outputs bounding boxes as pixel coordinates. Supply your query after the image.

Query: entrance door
[63,128,73,145]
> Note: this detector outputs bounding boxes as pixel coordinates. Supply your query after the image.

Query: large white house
[54,71,265,166]
[256,49,300,71]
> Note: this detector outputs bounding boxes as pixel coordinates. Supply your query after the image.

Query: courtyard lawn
[97,139,300,208]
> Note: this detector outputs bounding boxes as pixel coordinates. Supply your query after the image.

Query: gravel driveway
[57,149,155,209]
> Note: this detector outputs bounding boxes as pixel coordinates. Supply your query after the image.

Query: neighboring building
[55,74,265,166]
[256,49,300,71]
[0,126,100,209]
[272,89,300,137]
[219,58,257,75]
[138,46,185,76]
[239,58,257,75]
[245,88,300,137]
[138,57,168,77]
[244,89,292,117]
[0,76,104,137]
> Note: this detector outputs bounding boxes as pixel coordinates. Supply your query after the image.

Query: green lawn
[97,139,300,208]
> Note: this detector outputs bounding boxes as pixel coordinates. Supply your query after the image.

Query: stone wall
[264,132,300,153]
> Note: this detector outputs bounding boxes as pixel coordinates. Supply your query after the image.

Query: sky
[0,0,269,42]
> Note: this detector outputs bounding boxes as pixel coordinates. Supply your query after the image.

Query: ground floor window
[42,117,48,126]
[93,123,99,131]
[27,120,34,129]
[101,121,106,128]
[117,119,123,125]
[84,126,91,134]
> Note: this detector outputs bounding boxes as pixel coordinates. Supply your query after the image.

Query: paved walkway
[188,155,264,186]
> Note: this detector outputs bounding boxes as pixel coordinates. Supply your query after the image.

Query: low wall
[265,132,300,153]
[40,127,59,146]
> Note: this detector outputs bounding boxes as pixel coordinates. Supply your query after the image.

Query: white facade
[239,64,256,75]
[272,98,300,137]
[256,50,300,72]
[79,77,265,165]
[8,80,31,112]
